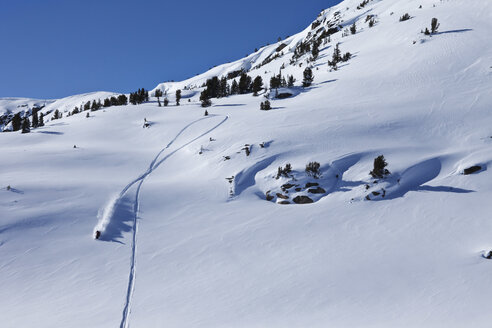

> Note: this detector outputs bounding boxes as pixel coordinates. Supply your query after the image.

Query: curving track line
[111,115,228,328]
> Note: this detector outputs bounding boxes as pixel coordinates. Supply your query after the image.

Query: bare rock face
[463,165,482,175]
[293,196,314,204]
[276,193,289,200]
[308,187,326,194]
[305,182,319,188]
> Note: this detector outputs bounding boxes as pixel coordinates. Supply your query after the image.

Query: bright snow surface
[1,0,492,327]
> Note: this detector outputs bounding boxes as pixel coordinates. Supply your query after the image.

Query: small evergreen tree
[155,89,163,107]
[21,117,31,133]
[219,77,229,98]
[302,67,314,87]
[311,41,320,60]
[117,94,128,106]
[252,76,263,96]
[204,109,209,116]
[260,100,271,110]
[431,17,440,33]
[53,109,61,120]
[84,101,91,111]
[32,109,39,128]
[370,155,390,178]
[305,161,321,179]
[350,22,357,34]
[110,96,119,106]
[399,13,411,22]
[270,74,281,89]
[39,112,44,126]
[11,113,22,131]
[176,89,181,106]
[238,73,252,94]
[201,99,212,108]
[104,98,111,107]
[163,98,169,106]
[287,75,295,87]
[230,80,239,95]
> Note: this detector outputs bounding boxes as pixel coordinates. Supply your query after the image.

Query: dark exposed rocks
[281,183,295,192]
[276,92,293,99]
[308,187,326,194]
[463,165,482,175]
[276,193,289,200]
[293,195,314,204]
[305,182,319,188]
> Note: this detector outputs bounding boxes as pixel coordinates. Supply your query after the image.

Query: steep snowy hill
[1,0,492,327]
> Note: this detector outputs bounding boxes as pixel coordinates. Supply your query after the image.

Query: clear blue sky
[0,0,342,99]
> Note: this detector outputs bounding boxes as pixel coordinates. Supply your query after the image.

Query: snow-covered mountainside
[1,0,492,327]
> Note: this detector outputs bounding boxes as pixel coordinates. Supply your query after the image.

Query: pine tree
[238,73,252,94]
[370,155,390,178]
[21,118,31,133]
[104,98,111,107]
[154,89,163,106]
[219,77,228,98]
[176,89,181,106]
[311,41,320,60]
[117,94,128,105]
[281,76,287,87]
[163,98,169,106]
[302,67,314,87]
[231,80,239,95]
[201,98,212,108]
[53,109,61,120]
[39,113,44,126]
[32,109,39,128]
[91,100,98,111]
[110,96,119,106]
[252,76,263,96]
[287,75,295,87]
[84,101,91,111]
[350,22,357,34]
[328,43,342,69]
[11,113,22,131]
[431,18,440,33]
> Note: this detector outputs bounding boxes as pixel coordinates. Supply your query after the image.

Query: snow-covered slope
[1,0,492,327]
[0,91,120,131]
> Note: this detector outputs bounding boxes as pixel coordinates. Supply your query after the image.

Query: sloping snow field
[1,0,492,327]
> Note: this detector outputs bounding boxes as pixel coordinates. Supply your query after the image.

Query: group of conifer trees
[199,73,265,106]
[129,88,149,105]
[153,89,182,107]
[270,72,296,89]
[10,106,45,133]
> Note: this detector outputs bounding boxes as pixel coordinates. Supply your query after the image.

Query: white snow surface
[1,0,492,327]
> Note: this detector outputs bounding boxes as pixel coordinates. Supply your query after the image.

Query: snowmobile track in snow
[108,115,229,328]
